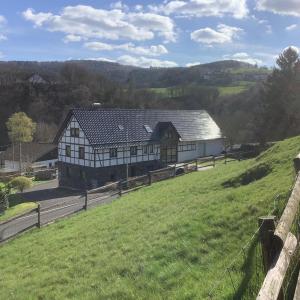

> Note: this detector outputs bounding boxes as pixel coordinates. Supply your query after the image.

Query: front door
[160,144,177,164]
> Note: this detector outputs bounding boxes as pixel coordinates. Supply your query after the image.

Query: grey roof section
[72,108,222,146]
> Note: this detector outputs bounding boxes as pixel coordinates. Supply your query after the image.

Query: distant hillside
[0,59,270,146]
[0,59,270,88]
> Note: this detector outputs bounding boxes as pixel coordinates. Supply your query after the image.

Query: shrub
[9,176,33,193]
[0,184,10,214]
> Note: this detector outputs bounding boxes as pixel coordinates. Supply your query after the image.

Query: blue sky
[0,0,299,67]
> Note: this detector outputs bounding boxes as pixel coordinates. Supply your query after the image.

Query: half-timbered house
[55,108,224,189]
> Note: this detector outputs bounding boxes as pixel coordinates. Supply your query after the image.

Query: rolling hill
[0,135,299,299]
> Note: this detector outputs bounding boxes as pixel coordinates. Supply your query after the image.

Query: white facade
[2,158,57,172]
[177,139,224,163]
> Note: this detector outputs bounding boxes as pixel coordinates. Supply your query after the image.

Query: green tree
[256,47,300,143]
[9,176,32,193]
[6,112,36,172]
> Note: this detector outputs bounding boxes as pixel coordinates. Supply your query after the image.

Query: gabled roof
[3,143,57,162]
[55,108,222,146]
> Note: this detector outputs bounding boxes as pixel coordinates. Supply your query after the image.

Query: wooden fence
[0,151,252,243]
[256,156,300,299]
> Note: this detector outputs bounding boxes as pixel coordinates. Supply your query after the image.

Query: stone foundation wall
[58,160,161,190]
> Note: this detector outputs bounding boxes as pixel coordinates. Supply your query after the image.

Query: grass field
[0,202,37,222]
[0,136,299,299]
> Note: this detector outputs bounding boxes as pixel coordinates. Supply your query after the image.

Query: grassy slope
[0,137,300,299]
[0,202,37,222]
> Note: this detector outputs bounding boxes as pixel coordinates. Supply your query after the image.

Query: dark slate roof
[63,108,222,147]
[3,143,57,162]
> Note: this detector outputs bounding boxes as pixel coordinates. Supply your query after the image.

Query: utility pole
[126,125,129,182]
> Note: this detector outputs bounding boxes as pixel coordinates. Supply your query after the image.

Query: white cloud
[135,5,143,12]
[256,0,300,17]
[223,52,262,65]
[191,24,243,45]
[85,57,117,63]
[0,51,4,58]
[117,55,178,67]
[84,41,168,56]
[0,15,7,41]
[149,0,248,19]
[22,6,176,43]
[186,62,201,67]
[110,1,128,10]
[286,24,298,31]
[63,34,84,43]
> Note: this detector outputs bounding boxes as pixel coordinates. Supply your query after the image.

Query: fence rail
[256,170,300,300]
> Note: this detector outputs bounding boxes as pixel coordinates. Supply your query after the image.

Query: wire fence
[206,177,300,299]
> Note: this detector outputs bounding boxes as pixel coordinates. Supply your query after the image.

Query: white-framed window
[109,148,118,158]
[130,146,137,156]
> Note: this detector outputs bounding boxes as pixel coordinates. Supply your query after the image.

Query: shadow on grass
[232,237,262,300]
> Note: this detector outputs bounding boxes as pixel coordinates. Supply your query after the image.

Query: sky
[0,0,299,68]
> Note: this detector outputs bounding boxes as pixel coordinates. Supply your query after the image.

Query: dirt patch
[223,163,272,188]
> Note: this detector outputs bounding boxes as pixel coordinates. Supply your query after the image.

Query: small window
[143,145,148,154]
[79,147,85,159]
[118,124,124,131]
[110,148,118,158]
[144,125,153,133]
[130,146,137,156]
[149,144,154,154]
[66,145,71,157]
[70,128,79,137]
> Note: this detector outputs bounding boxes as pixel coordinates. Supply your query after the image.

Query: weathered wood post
[238,152,241,162]
[213,156,216,167]
[195,159,198,170]
[37,203,41,228]
[148,172,152,185]
[224,153,227,164]
[293,154,300,173]
[258,216,277,273]
[84,190,88,210]
[173,166,176,177]
[118,180,122,196]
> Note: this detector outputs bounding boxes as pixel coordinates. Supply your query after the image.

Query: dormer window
[70,128,79,137]
[144,125,153,133]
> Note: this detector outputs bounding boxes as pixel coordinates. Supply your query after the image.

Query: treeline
[0,49,298,146]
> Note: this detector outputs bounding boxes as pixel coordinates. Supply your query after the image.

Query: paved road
[21,179,84,209]
[0,180,119,242]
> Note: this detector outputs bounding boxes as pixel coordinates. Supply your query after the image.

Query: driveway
[1,180,118,242]
[20,179,84,209]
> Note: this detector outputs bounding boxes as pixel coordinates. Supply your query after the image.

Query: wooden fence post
[37,203,41,228]
[173,166,176,177]
[148,172,152,185]
[213,156,216,167]
[84,190,88,210]
[258,216,277,273]
[225,153,227,164]
[118,180,122,196]
[195,159,198,170]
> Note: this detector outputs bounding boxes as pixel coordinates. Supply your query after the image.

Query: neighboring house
[0,143,58,172]
[27,74,49,85]
[55,108,224,189]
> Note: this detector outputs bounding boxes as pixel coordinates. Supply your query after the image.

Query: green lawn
[0,136,299,299]
[0,202,37,223]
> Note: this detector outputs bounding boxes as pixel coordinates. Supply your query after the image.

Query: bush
[0,184,9,214]
[9,176,33,193]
